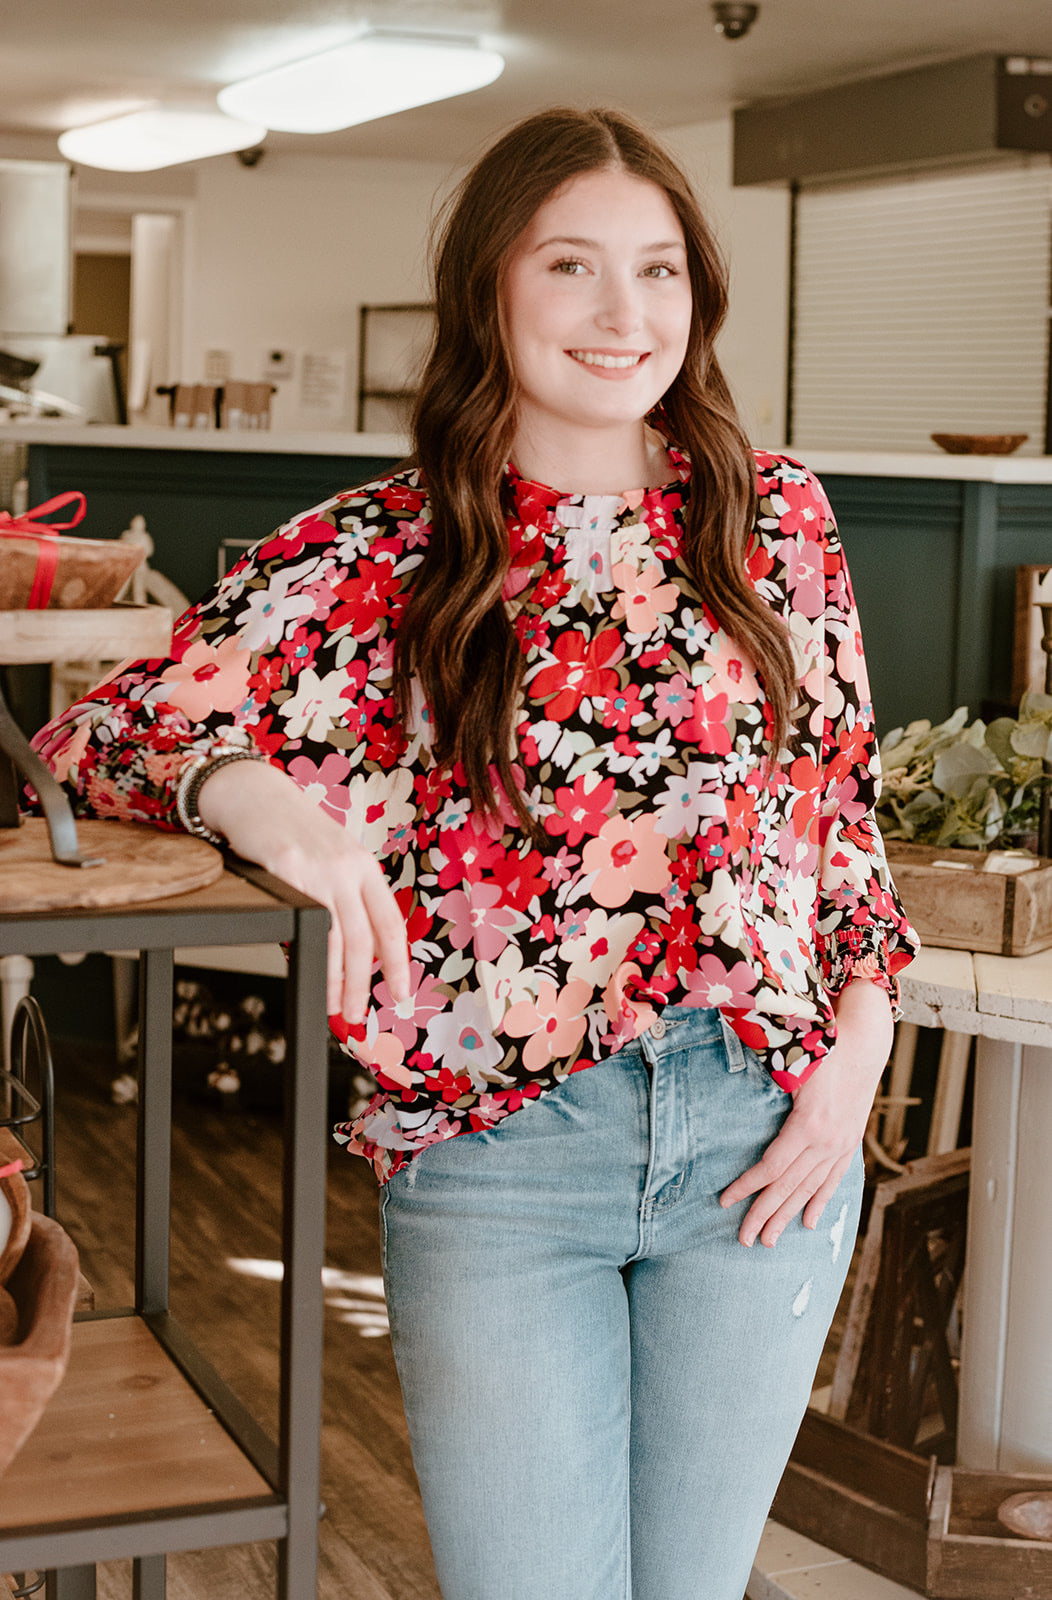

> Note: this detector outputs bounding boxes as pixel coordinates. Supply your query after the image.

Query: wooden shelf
[0,1316,275,1533]
[0,605,172,667]
[0,856,330,1595]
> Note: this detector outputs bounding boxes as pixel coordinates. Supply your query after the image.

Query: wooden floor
[46,1041,441,1600]
[35,1040,859,1600]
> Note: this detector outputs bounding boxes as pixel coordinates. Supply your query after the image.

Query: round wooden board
[1,819,223,913]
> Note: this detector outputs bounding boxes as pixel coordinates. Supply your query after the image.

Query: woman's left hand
[719,977,894,1248]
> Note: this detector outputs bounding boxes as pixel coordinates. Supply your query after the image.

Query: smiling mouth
[567,350,647,369]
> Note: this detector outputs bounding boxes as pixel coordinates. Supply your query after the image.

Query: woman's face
[501,167,693,452]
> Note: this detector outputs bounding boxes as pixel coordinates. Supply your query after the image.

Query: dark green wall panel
[22,442,1052,742]
[822,475,964,735]
[27,446,400,607]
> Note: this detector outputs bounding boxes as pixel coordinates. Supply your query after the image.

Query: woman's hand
[719,978,894,1248]
[197,758,410,1022]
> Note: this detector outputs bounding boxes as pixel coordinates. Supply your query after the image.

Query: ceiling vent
[733,54,1052,185]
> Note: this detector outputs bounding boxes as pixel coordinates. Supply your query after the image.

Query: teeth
[569,350,644,369]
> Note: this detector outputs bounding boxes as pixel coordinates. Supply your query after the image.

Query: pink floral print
[33,443,918,1182]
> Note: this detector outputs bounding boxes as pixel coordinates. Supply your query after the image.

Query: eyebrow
[532,234,686,253]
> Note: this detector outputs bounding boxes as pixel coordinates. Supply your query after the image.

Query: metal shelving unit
[0,861,330,1600]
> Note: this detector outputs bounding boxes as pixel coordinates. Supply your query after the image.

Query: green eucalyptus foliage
[876,692,1052,850]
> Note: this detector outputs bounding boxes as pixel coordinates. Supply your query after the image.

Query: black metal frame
[1,995,57,1216]
[0,679,104,868]
[0,858,330,1600]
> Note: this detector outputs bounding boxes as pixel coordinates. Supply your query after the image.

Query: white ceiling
[3,0,1051,166]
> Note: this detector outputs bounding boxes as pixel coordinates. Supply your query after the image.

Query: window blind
[790,160,1052,454]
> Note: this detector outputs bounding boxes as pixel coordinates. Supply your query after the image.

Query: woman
[37,108,917,1600]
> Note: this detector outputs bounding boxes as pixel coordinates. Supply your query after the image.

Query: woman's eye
[552,258,587,275]
[642,263,677,279]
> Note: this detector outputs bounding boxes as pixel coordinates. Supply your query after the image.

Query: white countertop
[2,423,1051,481]
[789,447,1052,484]
[0,422,408,457]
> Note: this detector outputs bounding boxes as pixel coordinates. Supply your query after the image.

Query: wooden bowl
[0,535,143,611]
[0,1137,31,1288]
[0,1212,80,1478]
[931,432,1028,456]
[998,1489,1052,1541]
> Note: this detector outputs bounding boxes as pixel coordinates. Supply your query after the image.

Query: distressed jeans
[380,1005,864,1600]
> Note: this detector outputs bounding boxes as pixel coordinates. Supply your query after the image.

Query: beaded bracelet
[175,746,267,846]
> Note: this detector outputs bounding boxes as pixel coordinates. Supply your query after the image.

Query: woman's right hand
[196,758,410,1022]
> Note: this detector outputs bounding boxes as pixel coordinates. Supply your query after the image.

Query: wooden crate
[776,1417,1052,1597]
[772,1409,933,1591]
[886,842,1052,956]
[927,1467,1052,1598]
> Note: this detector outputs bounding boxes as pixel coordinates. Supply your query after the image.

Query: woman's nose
[596,276,643,336]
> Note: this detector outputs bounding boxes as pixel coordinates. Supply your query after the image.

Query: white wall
[183,118,791,443]
[2,116,791,443]
[187,150,453,432]
[664,116,792,448]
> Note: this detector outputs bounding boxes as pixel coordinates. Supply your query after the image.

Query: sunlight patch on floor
[226,1257,390,1337]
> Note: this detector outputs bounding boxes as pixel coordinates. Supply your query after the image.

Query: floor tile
[753,1520,851,1575]
[764,1559,922,1598]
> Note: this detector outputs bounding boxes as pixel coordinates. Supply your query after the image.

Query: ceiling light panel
[58,108,266,171]
[218,34,504,134]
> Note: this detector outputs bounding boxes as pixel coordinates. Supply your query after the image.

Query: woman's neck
[509,419,672,497]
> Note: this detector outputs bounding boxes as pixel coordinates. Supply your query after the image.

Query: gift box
[0,492,142,610]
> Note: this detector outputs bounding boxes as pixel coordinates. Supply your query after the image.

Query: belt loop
[720,1013,748,1072]
[640,1028,660,1067]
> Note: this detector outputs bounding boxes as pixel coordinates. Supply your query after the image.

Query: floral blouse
[35,446,918,1181]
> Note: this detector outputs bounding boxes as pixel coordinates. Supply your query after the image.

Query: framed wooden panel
[1012,563,1052,701]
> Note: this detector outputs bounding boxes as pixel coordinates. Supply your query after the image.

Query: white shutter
[790,159,1052,454]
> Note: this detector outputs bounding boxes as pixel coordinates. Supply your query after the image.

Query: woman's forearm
[196,758,410,1019]
[196,757,326,869]
[830,975,895,1086]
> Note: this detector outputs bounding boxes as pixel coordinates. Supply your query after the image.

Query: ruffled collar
[501,441,691,575]
[503,440,690,528]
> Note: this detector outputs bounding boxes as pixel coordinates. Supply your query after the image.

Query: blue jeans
[380,1006,863,1600]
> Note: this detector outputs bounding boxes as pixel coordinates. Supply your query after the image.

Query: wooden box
[885,842,1052,956]
[927,1467,1052,1599]
[775,1413,1052,1597]
[773,1409,932,1591]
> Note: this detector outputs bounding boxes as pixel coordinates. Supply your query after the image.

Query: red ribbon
[0,490,88,609]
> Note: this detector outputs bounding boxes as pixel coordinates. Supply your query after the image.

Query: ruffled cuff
[818,924,904,1019]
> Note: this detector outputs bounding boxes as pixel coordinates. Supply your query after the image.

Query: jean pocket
[720,1016,791,1096]
[719,1014,749,1073]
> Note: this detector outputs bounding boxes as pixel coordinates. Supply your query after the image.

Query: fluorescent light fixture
[218,32,505,134]
[58,108,267,171]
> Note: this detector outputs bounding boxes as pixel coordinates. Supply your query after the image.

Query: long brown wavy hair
[393,106,796,841]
